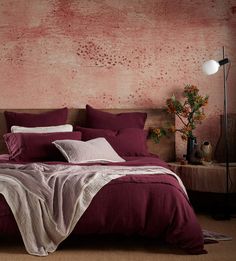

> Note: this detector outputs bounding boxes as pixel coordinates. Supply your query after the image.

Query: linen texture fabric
[76,126,149,156]
[53,137,125,163]
[4,108,68,132]
[86,105,147,130]
[4,131,82,162]
[11,124,73,133]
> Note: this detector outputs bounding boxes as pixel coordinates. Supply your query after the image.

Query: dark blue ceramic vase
[186,136,197,162]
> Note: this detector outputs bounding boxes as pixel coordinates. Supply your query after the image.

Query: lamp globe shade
[202,60,220,75]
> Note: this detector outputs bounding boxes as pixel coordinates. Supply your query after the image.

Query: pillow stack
[75,105,149,157]
[3,108,81,162]
[3,106,149,163]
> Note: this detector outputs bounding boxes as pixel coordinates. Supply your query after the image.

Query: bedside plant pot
[186,137,196,162]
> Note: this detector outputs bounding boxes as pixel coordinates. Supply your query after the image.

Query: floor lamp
[202,46,231,219]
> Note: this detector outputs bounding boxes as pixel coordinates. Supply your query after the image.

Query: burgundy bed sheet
[0,155,206,254]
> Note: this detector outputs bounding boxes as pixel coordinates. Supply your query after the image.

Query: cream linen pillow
[11,124,73,133]
[53,137,125,163]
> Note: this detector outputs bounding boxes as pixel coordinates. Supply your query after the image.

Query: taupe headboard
[0,109,175,162]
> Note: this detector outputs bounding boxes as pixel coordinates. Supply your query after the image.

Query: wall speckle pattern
[0,0,236,159]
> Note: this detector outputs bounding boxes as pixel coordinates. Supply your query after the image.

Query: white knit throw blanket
[0,163,187,256]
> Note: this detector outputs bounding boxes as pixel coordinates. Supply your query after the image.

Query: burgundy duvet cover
[0,155,206,254]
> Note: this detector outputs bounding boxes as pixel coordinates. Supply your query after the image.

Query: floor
[0,214,235,261]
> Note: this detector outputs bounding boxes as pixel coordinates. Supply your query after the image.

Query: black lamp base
[212,212,231,220]
[211,193,231,220]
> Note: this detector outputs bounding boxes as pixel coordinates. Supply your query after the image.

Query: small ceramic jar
[201,141,212,162]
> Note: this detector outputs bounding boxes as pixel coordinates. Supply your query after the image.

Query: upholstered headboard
[0,109,175,162]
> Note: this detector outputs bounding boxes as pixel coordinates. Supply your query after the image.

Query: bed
[0,107,206,256]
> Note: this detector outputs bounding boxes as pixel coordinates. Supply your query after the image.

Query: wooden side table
[168,162,236,193]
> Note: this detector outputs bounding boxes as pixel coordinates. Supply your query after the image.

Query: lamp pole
[202,47,231,219]
[222,46,230,219]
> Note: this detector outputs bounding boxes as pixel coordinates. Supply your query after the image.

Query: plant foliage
[150,85,209,143]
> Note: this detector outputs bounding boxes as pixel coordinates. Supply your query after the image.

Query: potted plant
[150,84,209,162]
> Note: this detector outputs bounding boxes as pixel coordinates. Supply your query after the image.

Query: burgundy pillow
[86,105,147,130]
[76,126,149,156]
[4,108,68,132]
[4,131,81,162]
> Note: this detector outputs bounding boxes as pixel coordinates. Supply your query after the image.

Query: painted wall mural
[0,0,235,159]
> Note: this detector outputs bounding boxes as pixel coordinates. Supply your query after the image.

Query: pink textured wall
[0,0,236,158]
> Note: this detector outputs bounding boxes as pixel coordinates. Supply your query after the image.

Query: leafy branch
[150,84,209,143]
